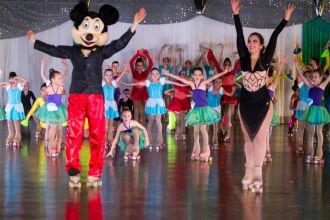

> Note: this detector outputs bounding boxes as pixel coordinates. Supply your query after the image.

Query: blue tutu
[105,100,119,119]
[145,98,167,115]
[5,104,25,121]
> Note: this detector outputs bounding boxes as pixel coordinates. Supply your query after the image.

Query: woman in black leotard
[231,0,295,192]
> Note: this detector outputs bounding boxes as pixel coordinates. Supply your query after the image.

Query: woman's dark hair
[135,58,144,65]
[40,83,47,89]
[104,68,113,75]
[248,32,266,70]
[9,72,17,79]
[223,57,231,65]
[193,67,203,74]
[49,70,60,80]
[291,79,298,92]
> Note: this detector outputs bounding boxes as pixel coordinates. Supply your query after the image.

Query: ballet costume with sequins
[103,80,119,119]
[301,87,330,125]
[118,122,145,151]
[185,82,221,126]
[36,85,67,124]
[145,78,167,115]
[5,83,25,121]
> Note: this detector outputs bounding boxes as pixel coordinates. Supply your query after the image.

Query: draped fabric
[0,16,302,120]
[302,17,330,67]
[0,0,329,39]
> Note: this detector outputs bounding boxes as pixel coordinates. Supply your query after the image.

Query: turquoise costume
[103,80,119,119]
[145,78,167,115]
[5,83,25,120]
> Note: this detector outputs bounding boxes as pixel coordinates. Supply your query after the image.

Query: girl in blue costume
[37,59,67,157]
[295,60,330,164]
[107,108,149,160]
[231,0,295,192]
[207,78,237,149]
[164,67,229,162]
[103,66,128,148]
[0,70,6,121]
[294,70,312,153]
[0,72,27,147]
[123,68,184,150]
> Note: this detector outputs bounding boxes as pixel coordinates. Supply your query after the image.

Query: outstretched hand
[231,0,241,15]
[26,30,36,43]
[280,55,287,64]
[284,4,295,21]
[41,57,47,66]
[133,8,147,25]
[60,59,67,65]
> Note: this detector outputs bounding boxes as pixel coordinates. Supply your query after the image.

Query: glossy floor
[0,121,330,220]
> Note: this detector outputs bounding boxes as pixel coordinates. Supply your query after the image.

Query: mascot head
[70,2,119,48]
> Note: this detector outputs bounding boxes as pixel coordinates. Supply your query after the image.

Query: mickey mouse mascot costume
[27,2,146,188]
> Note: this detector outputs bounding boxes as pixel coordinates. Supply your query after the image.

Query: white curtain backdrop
[0,16,302,119]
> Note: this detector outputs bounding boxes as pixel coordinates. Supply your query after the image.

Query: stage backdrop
[0,16,302,120]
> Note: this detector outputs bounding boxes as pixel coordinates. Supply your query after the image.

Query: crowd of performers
[0,0,329,193]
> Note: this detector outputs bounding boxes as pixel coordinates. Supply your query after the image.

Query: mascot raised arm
[27,2,146,188]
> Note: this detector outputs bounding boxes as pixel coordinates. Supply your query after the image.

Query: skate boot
[130,152,140,161]
[242,166,253,190]
[251,166,263,193]
[199,151,212,163]
[313,156,324,165]
[69,175,81,189]
[86,176,102,188]
[305,155,312,164]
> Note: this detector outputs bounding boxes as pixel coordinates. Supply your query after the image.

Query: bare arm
[114,65,129,84]
[61,59,68,82]
[169,46,175,67]
[203,70,229,85]
[158,45,167,66]
[0,82,10,88]
[164,79,186,87]
[218,43,224,64]
[178,48,184,67]
[294,58,312,87]
[106,125,124,158]
[131,120,149,146]
[15,76,28,87]
[40,58,48,83]
[269,56,286,91]
[121,81,146,87]
[162,69,193,86]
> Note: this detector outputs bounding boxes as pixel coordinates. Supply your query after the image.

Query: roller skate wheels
[305,155,312,164]
[296,146,304,154]
[130,152,140,161]
[86,176,102,188]
[199,156,212,163]
[242,180,253,190]
[211,144,219,150]
[191,153,200,161]
[263,153,272,163]
[69,175,81,189]
[223,136,230,142]
[181,134,187,141]
[124,154,129,161]
[251,182,263,193]
[5,140,13,147]
[313,156,324,165]
[49,152,61,158]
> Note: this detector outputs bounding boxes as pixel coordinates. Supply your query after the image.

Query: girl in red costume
[129,49,154,124]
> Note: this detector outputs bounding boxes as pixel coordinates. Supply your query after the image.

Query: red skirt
[131,86,149,102]
[221,85,237,105]
[167,97,191,113]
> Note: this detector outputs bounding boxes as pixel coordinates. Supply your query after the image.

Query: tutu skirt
[221,85,238,105]
[186,106,221,126]
[145,98,167,115]
[105,101,119,119]
[295,100,309,120]
[271,111,280,126]
[301,106,330,125]
[118,127,146,151]
[167,97,191,113]
[0,108,6,121]
[36,104,67,124]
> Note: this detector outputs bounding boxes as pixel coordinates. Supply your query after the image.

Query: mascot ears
[70,2,119,26]
[99,5,119,26]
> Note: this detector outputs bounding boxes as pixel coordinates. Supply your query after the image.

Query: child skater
[0,71,27,147]
[295,71,312,153]
[166,70,192,141]
[37,59,67,157]
[107,108,149,160]
[0,70,6,121]
[21,83,47,139]
[288,82,299,137]
[231,0,295,192]
[164,67,229,162]
[123,68,185,150]
[129,49,154,124]
[103,66,128,148]
[295,60,330,164]
[264,56,286,163]
[118,88,134,116]
[207,78,237,149]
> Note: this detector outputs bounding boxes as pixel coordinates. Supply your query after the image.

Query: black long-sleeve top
[234,14,287,72]
[21,90,36,114]
[34,28,135,94]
